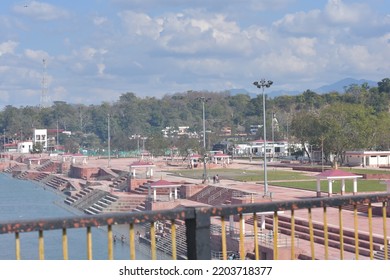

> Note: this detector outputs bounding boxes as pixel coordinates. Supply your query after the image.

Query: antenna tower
[40,58,50,108]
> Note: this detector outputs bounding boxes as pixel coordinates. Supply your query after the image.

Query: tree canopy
[1,78,390,162]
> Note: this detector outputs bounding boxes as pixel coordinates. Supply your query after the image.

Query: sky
[0,0,389,107]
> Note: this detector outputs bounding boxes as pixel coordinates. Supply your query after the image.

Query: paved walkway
[6,155,389,259]
[152,159,390,260]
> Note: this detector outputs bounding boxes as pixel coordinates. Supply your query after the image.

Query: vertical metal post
[185,208,211,260]
[202,99,206,149]
[221,216,227,260]
[15,232,20,260]
[383,201,388,260]
[129,223,136,260]
[150,222,156,260]
[368,203,373,259]
[171,220,177,260]
[253,79,273,196]
[107,114,111,168]
[262,86,268,196]
[323,206,329,260]
[38,230,44,260]
[290,209,295,260]
[338,205,344,260]
[107,225,113,260]
[308,208,315,260]
[253,213,259,260]
[273,211,279,260]
[87,226,92,260]
[353,204,359,260]
[201,98,208,182]
[62,228,68,260]
[321,136,324,172]
[239,214,245,260]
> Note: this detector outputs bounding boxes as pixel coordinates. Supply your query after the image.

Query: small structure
[18,141,33,153]
[60,153,88,165]
[147,179,181,202]
[211,153,231,166]
[129,160,155,178]
[316,169,362,197]
[4,143,17,153]
[345,150,390,167]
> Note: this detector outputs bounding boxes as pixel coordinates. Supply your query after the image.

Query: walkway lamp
[197,97,209,183]
[253,79,273,197]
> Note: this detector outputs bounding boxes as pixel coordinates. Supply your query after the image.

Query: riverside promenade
[1,154,389,260]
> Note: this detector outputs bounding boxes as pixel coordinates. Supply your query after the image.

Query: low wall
[180,184,206,198]
[361,173,390,179]
[69,166,99,180]
[292,166,330,172]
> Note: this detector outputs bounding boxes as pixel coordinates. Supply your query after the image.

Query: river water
[0,174,152,260]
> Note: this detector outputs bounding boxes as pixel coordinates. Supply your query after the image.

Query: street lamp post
[2,129,5,155]
[107,114,111,168]
[309,144,314,166]
[198,97,209,183]
[129,134,141,157]
[253,79,273,197]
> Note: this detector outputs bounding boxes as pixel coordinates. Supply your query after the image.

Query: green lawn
[170,168,312,181]
[170,167,388,193]
[271,179,386,192]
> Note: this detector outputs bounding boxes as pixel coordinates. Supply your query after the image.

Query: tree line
[1,78,389,164]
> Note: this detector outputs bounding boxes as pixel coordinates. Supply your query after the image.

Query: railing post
[185,207,211,260]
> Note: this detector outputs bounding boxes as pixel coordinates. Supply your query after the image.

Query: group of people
[113,234,126,244]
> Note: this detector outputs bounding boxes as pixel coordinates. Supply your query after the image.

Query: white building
[345,151,390,167]
[33,129,47,151]
[233,140,290,158]
[17,141,33,153]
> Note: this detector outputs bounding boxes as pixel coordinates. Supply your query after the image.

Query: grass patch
[169,167,388,193]
[272,179,386,193]
[170,168,312,181]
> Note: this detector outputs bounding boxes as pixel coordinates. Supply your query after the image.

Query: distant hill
[228,78,379,97]
[228,88,300,98]
[314,78,377,93]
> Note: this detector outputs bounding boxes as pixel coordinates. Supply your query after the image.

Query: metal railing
[0,193,389,260]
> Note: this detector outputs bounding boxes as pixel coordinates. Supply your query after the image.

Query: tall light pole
[198,97,209,183]
[107,113,111,168]
[271,112,275,160]
[253,79,273,197]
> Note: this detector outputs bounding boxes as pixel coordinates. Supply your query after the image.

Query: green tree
[319,103,377,164]
[31,142,44,154]
[378,78,390,93]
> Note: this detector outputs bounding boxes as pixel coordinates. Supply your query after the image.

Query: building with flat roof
[345,150,390,167]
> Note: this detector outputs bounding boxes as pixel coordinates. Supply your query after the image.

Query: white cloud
[13,1,70,21]
[119,11,163,40]
[1,0,389,106]
[288,37,317,57]
[97,63,106,75]
[324,0,367,24]
[273,10,323,36]
[0,41,19,56]
[119,10,253,56]
[93,16,108,26]
[24,49,50,61]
